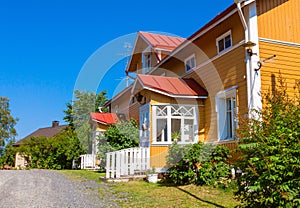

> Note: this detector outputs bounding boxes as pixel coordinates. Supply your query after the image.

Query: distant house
[89,112,119,155]
[14,121,68,169]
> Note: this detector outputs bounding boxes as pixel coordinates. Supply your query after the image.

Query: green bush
[103,119,139,150]
[97,119,139,169]
[167,142,232,187]
[0,141,17,167]
[18,127,84,169]
[196,144,231,187]
[235,77,300,207]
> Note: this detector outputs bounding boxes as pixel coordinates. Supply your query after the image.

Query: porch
[105,147,150,179]
[79,154,100,170]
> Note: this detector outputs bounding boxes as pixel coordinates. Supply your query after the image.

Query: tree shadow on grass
[176,187,226,208]
[158,181,226,208]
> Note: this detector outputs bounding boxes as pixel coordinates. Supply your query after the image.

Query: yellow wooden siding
[129,102,140,122]
[110,87,132,119]
[156,13,244,77]
[259,41,300,94]
[150,146,169,168]
[185,46,247,142]
[152,57,184,77]
[257,0,300,43]
[95,123,109,131]
[193,12,244,60]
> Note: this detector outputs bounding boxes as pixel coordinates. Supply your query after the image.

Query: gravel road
[0,169,120,208]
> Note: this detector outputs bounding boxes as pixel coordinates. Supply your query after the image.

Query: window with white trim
[152,104,198,144]
[185,54,196,72]
[216,87,238,141]
[216,30,232,54]
[142,52,152,74]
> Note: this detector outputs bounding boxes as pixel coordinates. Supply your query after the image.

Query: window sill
[151,141,197,146]
[151,142,172,146]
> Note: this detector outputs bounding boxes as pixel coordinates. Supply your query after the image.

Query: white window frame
[142,47,152,74]
[184,54,196,72]
[216,86,238,141]
[216,30,232,54]
[152,104,198,145]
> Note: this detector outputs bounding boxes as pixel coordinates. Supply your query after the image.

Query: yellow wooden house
[104,0,300,177]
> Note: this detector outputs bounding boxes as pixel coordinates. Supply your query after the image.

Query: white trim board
[259,38,300,48]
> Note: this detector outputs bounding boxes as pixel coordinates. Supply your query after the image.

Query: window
[216,31,232,54]
[140,103,150,147]
[152,104,198,144]
[216,87,238,141]
[185,54,196,72]
[142,52,152,74]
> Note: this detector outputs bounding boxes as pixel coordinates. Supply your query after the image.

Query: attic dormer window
[142,52,152,74]
[216,30,232,54]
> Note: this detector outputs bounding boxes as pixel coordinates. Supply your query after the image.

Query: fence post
[124,149,129,176]
[111,152,115,178]
[129,148,134,175]
[106,153,110,178]
[116,151,121,178]
[146,148,150,169]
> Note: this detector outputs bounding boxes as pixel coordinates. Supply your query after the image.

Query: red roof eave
[134,74,208,98]
[90,112,119,125]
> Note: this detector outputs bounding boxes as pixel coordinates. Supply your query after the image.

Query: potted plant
[171,131,180,143]
[146,167,158,183]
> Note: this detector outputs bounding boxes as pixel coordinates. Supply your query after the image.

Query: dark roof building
[13,121,68,147]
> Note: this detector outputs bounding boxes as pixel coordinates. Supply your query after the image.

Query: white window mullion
[180,117,184,142]
[152,105,157,143]
[167,106,172,143]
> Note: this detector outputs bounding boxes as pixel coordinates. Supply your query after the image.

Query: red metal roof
[90,112,119,125]
[139,31,186,51]
[136,74,207,97]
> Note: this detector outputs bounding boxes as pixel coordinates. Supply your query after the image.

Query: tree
[235,77,300,207]
[63,90,108,152]
[97,119,139,168]
[0,96,18,155]
[103,119,139,150]
[0,141,17,167]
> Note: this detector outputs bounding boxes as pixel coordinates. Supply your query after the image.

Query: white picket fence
[80,154,99,170]
[106,147,150,179]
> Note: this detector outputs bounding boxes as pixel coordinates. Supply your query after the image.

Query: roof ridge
[139,31,185,39]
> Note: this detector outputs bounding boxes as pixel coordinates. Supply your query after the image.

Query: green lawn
[58,170,239,207]
[110,181,238,208]
[57,169,104,183]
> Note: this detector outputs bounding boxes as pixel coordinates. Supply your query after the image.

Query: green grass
[56,170,239,207]
[110,181,239,208]
[56,169,104,183]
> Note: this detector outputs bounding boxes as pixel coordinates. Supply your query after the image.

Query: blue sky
[0,0,233,140]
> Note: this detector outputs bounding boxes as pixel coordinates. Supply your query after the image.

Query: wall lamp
[135,93,146,104]
[243,41,257,56]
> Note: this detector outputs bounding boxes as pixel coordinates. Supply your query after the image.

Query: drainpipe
[236,1,248,38]
[235,0,253,114]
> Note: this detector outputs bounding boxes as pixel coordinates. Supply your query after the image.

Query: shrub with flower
[166,142,232,187]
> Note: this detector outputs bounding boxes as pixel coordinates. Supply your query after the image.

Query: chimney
[52,121,59,128]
